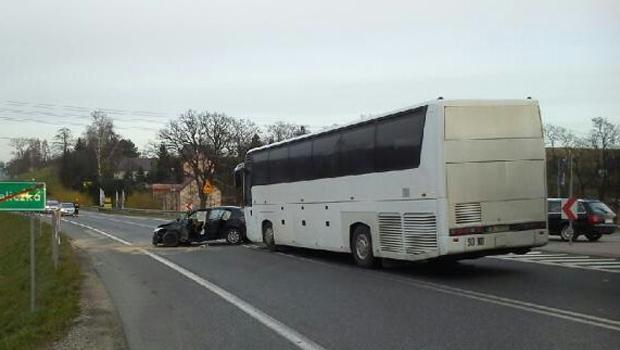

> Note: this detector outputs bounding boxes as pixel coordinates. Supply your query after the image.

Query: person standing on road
[74,200,80,217]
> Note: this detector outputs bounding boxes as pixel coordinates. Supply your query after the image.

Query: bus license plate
[466,237,485,248]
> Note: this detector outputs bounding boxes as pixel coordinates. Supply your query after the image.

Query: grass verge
[0,213,82,350]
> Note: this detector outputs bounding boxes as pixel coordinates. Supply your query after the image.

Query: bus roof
[247,98,539,155]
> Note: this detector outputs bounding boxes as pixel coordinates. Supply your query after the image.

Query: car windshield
[587,201,615,216]
[62,203,73,208]
[47,201,59,206]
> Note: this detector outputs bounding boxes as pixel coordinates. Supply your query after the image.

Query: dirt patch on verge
[52,248,128,350]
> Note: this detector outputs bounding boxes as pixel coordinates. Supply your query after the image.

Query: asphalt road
[59,211,620,350]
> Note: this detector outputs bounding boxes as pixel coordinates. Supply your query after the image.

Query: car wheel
[351,225,377,268]
[585,232,602,242]
[560,225,575,241]
[225,228,242,245]
[162,231,179,247]
[263,225,276,251]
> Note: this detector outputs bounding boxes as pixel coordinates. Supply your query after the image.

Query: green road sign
[0,182,46,211]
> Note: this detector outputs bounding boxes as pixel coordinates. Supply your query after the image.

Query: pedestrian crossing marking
[492,251,620,273]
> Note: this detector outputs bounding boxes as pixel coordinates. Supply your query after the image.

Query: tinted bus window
[312,133,340,179]
[251,151,269,185]
[376,108,425,172]
[338,123,375,176]
[288,140,312,182]
[269,146,289,184]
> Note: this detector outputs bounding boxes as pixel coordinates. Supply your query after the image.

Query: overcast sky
[1,0,619,162]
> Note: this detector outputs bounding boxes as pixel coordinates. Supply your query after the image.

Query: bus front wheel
[351,226,377,268]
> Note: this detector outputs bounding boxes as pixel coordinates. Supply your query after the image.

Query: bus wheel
[263,225,276,251]
[351,226,377,268]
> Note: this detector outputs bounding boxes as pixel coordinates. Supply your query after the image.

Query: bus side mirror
[234,163,245,189]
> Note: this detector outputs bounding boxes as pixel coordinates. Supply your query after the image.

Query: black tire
[585,232,602,242]
[263,225,276,251]
[351,225,377,268]
[560,224,574,242]
[162,231,180,247]
[152,234,161,246]
[225,227,243,245]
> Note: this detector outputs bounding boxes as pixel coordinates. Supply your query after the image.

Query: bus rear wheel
[263,225,276,251]
[351,226,377,268]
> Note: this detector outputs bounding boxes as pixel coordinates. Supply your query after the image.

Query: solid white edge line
[262,248,620,332]
[63,219,326,350]
[65,220,133,246]
[143,250,326,350]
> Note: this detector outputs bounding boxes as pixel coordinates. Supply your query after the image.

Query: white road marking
[263,248,620,333]
[570,261,620,266]
[563,259,617,265]
[83,211,170,222]
[502,254,569,259]
[63,220,326,350]
[492,251,620,273]
[66,220,133,246]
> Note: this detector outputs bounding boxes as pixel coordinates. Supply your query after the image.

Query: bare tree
[53,127,74,156]
[265,121,309,144]
[86,110,118,181]
[159,110,238,208]
[231,118,260,160]
[9,138,30,160]
[544,124,563,196]
[589,117,619,200]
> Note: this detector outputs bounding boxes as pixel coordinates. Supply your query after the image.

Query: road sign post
[562,151,576,244]
[0,182,46,313]
[30,214,36,312]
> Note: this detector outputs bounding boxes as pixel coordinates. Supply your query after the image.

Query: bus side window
[376,109,426,171]
[338,123,375,176]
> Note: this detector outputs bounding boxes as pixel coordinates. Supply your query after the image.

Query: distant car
[152,206,246,247]
[60,202,76,216]
[44,200,60,214]
[547,198,617,241]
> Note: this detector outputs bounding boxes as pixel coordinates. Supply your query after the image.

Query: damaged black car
[152,206,246,247]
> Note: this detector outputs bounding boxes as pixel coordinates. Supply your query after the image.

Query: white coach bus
[235,99,548,267]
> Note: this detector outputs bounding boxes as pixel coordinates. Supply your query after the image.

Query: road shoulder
[52,246,128,350]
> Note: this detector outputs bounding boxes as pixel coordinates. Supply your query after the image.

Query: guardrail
[83,206,185,220]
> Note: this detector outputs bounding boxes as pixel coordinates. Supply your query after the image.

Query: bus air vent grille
[403,213,438,254]
[455,202,482,224]
[378,213,404,253]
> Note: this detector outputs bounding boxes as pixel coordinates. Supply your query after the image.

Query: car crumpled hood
[157,220,184,229]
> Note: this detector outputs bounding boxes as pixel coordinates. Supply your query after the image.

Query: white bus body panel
[245,99,547,261]
[443,102,548,255]
[246,103,445,260]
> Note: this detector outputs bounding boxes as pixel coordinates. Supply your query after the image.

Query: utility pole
[568,150,575,244]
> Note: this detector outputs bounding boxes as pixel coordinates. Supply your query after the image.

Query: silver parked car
[60,202,76,216]
[44,200,60,214]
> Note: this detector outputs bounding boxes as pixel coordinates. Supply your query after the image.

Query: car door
[204,209,224,240]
